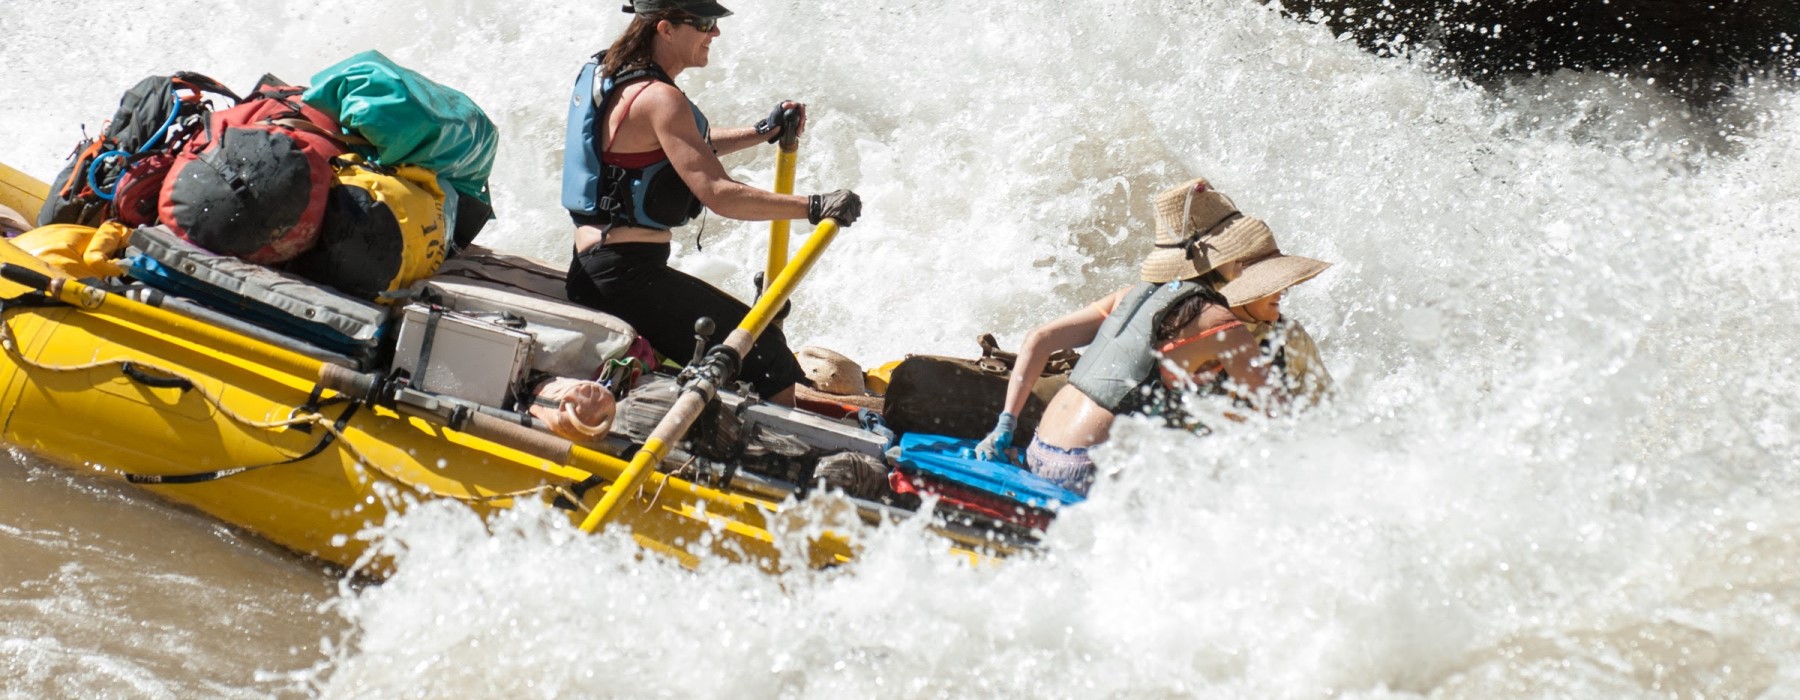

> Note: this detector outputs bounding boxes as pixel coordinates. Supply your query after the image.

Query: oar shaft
[579,218,842,532]
[763,108,802,288]
[764,150,798,288]
[3,266,327,382]
[739,219,838,343]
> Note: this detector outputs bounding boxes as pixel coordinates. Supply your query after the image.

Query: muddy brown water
[0,449,344,698]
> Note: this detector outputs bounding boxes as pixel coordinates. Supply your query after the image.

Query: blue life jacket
[561,53,710,230]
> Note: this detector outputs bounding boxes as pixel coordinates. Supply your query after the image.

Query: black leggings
[566,242,804,399]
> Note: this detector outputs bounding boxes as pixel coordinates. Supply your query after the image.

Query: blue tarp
[896,433,1087,509]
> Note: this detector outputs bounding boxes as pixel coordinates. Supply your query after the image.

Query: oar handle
[444,407,576,465]
[765,109,802,292]
[0,263,53,291]
[777,107,802,153]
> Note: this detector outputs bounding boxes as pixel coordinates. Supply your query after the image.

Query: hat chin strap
[1153,185,1216,252]
[1154,214,1244,268]
[1180,185,1198,242]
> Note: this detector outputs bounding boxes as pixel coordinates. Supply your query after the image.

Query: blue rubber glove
[973,412,1016,461]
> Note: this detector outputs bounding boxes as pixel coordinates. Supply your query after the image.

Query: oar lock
[675,316,742,400]
[689,317,715,366]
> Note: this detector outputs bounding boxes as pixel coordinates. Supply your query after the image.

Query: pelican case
[391,304,533,407]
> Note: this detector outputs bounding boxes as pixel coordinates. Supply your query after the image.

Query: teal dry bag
[303,50,498,206]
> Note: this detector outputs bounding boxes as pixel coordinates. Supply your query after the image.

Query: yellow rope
[644,454,698,513]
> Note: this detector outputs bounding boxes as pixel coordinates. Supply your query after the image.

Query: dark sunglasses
[670,15,718,32]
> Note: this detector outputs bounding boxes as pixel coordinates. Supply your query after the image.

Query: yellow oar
[581,218,842,533]
[0,261,633,484]
[763,108,802,288]
[0,259,817,525]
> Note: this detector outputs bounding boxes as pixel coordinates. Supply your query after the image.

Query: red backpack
[37,73,238,228]
[159,79,351,264]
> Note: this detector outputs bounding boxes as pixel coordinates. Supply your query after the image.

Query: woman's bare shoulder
[1195,303,1240,331]
[631,81,689,111]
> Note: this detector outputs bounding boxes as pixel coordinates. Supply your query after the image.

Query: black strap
[598,62,675,157]
[612,65,673,88]
[125,400,361,485]
[0,291,66,313]
[170,71,244,105]
[552,474,607,512]
[120,362,194,392]
[288,381,352,434]
[1153,213,1245,252]
[301,381,329,412]
[594,57,681,235]
[413,307,443,388]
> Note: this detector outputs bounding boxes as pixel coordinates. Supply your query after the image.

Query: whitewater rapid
[3,0,1799,697]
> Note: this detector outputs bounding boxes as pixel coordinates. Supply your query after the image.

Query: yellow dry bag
[286,154,447,302]
[11,222,128,279]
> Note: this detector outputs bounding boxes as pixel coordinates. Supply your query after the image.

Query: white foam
[5,0,1799,696]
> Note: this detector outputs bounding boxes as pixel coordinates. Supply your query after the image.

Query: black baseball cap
[621,0,733,19]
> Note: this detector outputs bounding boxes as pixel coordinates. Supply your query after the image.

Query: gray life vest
[1068,281,1206,413]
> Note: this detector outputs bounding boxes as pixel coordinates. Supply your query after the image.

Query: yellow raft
[0,161,1008,574]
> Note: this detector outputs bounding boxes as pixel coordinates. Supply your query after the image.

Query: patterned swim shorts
[1025,436,1096,496]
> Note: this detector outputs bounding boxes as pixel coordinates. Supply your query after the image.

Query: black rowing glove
[754,101,805,144]
[808,189,862,226]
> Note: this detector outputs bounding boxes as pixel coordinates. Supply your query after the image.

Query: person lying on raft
[1141,181,1334,405]
[1003,252,1328,495]
[562,0,863,407]
[975,179,1261,468]
[972,179,1329,493]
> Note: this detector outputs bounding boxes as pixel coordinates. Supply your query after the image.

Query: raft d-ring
[286,406,317,433]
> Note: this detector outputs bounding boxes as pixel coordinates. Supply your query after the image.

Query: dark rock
[1274,0,1799,102]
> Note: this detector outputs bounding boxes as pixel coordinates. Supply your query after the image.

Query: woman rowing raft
[560,0,863,406]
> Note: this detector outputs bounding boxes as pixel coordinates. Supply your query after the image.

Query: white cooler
[392,304,533,407]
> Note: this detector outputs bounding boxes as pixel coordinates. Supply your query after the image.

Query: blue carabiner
[86,149,131,201]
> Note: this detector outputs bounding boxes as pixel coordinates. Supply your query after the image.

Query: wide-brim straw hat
[1142,216,1281,285]
[1219,254,1331,306]
[1140,178,1279,283]
[793,346,885,409]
